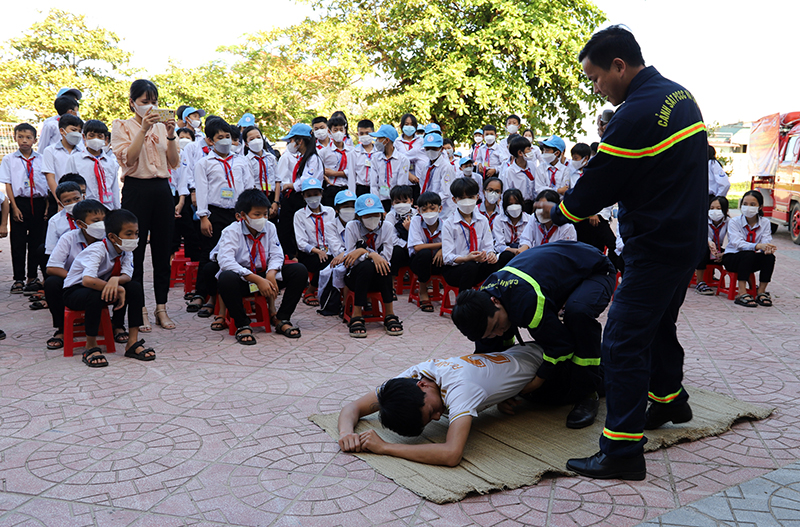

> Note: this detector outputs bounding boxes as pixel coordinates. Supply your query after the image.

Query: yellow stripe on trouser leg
[648,388,682,403]
[603,428,644,441]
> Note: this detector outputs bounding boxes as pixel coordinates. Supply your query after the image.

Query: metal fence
[0,122,17,161]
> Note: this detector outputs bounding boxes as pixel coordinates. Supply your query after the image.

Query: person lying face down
[337,344,546,467]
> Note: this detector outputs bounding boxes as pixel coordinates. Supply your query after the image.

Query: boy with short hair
[39,90,81,153]
[497,114,522,160]
[353,119,376,196]
[415,133,456,216]
[385,185,414,278]
[182,107,206,140]
[1,124,49,294]
[369,125,411,209]
[501,136,538,213]
[44,181,83,258]
[321,115,354,205]
[216,189,308,342]
[408,191,443,312]
[535,135,569,196]
[475,125,502,179]
[64,120,120,210]
[441,177,499,293]
[42,114,85,197]
[442,138,457,167]
[63,208,150,367]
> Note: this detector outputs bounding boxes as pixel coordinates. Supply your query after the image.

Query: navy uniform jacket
[551,66,707,269]
[480,241,615,377]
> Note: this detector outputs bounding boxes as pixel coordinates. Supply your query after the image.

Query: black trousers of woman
[278,192,305,258]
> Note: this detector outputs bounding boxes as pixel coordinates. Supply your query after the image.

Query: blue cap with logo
[369,124,398,142]
[335,189,357,206]
[424,123,442,135]
[57,88,82,100]
[355,193,385,216]
[423,133,443,149]
[540,135,566,153]
[182,107,206,121]
[238,113,256,127]
[459,156,473,166]
[301,177,323,192]
[473,129,483,136]
[281,123,313,141]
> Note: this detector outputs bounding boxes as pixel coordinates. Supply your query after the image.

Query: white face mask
[708,209,724,222]
[190,119,201,129]
[541,153,556,165]
[393,203,412,216]
[134,103,154,118]
[305,195,322,209]
[246,216,267,231]
[85,221,106,239]
[64,131,82,146]
[215,138,232,155]
[313,128,329,141]
[85,138,105,151]
[456,198,477,215]
[331,131,346,143]
[741,205,759,218]
[474,135,483,144]
[485,134,496,145]
[339,208,355,222]
[63,203,77,215]
[506,204,523,218]
[535,209,550,224]
[573,157,587,170]
[362,216,381,231]
[358,134,373,146]
[485,191,500,204]
[524,151,536,161]
[248,138,264,153]
[119,238,139,252]
[178,138,193,150]
[444,148,454,159]
[286,141,299,155]
[421,211,440,225]
[462,166,474,176]
[506,124,519,134]
[425,149,440,161]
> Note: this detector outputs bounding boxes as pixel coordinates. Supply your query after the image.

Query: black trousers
[497,249,517,269]
[63,281,144,337]
[409,248,443,283]
[296,251,331,288]
[344,258,394,307]
[218,264,307,328]
[355,184,370,197]
[723,251,775,283]
[10,197,47,281]
[45,275,66,330]
[322,184,347,207]
[278,192,305,258]
[442,261,499,293]
[199,205,236,266]
[172,193,202,261]
[121,177,174,305]
[195,261,220,300]
[390,246,411,276]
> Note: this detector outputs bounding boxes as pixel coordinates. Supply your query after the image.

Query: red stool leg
[408,274,419,305]
[63,308,79,358]
[440,284,458,317]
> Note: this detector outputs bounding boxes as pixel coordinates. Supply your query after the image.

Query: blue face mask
[402,125,416,137]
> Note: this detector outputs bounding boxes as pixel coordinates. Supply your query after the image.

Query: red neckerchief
[539,223,557,244]
[217,156,235,189]
[710,222,724,251]
[291,155,302,183]
[385,157,393,187]
[472,144,480,160]
[523,168,534,181]
[479,208,498,229]
[66,214,76,230]
[549,166,557,186]
[365,232,377,250]
[103,239,122,276]
[423,218,440,243]
[22,156,35,209]
[92,156,109,205]
[335,146,348,171]
[459,220,478,251]
[202,145,210,155]
[509,220,522,244]
[312,212,325,248]
[399,139,414,151]
[745,223,759,243]
[421,163,435,194]
[246,231,266,271]
[254,154,269,192]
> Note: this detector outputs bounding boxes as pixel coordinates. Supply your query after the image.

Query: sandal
[82,347,108,368]
[734,293,758,308]
[28,293,45,302]
[235,326,257,346]
[302,291,319,307]
[10,280,24,294]
[197,303,215,318]
[29,300,48,310]
[210,316,227,331]
[46,330,64,350]
[184,291,196,301]
[695,282,714,295]
[755,292,772,307]
[419,300,434,313]
[154,308,176,330]
[186,295,204,313]
[23,279,43,295]
[113,327,129,344]
[384,314,404,336]
[125,339,156,361]
[348,316,367,338]
[272,317,301,339]
[140,308,152,333]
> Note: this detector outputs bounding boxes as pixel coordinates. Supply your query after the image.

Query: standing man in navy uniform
[541,26,708,480]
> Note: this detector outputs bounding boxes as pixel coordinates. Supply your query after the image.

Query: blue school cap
[57,88,82,100]
[281,123,313,141]
[370,124,398,142]
[423,133,443,149]
[301,177,323,192]
[473,129,483,136]
[182,107,206,121]
[459,156,473,166]
[334,189,356,206]
[424,123,442,135]
[238,113,256,127]
[416,124,425,132]
[355,193,384,216]
[540,135,566,153]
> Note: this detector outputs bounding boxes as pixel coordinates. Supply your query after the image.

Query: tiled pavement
[0,227,798,526]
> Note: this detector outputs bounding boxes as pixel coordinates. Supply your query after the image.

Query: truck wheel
[791,203,800,245]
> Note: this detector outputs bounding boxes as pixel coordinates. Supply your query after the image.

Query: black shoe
[566,394,599,429]
[566,451,646,481]
[644,401,692,430]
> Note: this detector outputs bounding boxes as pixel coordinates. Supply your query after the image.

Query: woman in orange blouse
[111,79,179,331]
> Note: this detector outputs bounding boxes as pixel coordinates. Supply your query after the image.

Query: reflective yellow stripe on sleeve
[571,356,601,367]
[648,388,682,403]
[558,202,585,223]
[598,121,706,159]
[603,428,644,441]
[502,266,545,329]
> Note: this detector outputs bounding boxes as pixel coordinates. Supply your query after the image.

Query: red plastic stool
[394,267,413,295]
[440,283,460,316]
[408,275,444,306]
[716,271,757,300]
[224,294,272,335]
[343,291,386,324]
[689,264,725,288]
[63,307,116,357]
[183,261,200,296]
[169,254,190,287]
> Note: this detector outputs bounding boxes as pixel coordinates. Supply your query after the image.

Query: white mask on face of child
[425,149,441,161]
[63,203,77,215]
[462,166,474,176]
[541,153,556,165]
[190,119,201,129]
[535,209,549,224]
[358,134,373,146]
[708,209,724,222]
[305,195,322,209]
[85,138,105,151]
[215,138,232,155]
[573,157,587,169]
[362,216,381,231]
[286,141,299,155]
[248,138,264,153]
[456,198,477,215]
[339,208,355,222]
[506,204,523,218]
[313,128,329,141]
[393,203,412,216]
[119,238,139,252]
[85,221,106,239]
[506,124,519,134]
[485,191,500,204]
[485,134,496,145]
[422,211,440,225]
[741,205,759,218]
[178,138,192,150]
[65,131,82,146]
[331,131,346,143]
[246,216,267,231]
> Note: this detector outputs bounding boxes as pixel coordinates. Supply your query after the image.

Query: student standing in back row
[65,120,120,210]
[38,89,82,153]
[42,114,84,220]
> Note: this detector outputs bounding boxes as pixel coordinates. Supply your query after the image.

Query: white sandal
[140,307,152,333]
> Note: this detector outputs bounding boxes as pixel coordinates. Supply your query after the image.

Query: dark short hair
[236,188,270,214]
[707,145,717,160]
[83,119,108,136]
[509,136,531,157]
[229,126,241,142]
[176,127,196,141]
[452,289,500,342]
[205,118,230,139]
[506,114,521,124]
[176,105,188,121]
[590,142,600,155]
[417,191,441,208]
[327,116,346,129]
[503,188,523,211]
[105,208,138,235]
[58,114,83,130]
[483,176,502,191]
[483,124,497,133]
[72,199,107,222]
[443,137,454,148]
[710,195,729,217]
[389,185,413,203]
[311,116,328,127]
[54,96,79,116]
[450,177,480,200]
[356,119,374,130]
[55,181,81,201]
[571,142,592,159]
[13,123,37,139]
[378,378,425,437]
[579,24,645,70]
[536,188,561,204]
[60,173,87,187]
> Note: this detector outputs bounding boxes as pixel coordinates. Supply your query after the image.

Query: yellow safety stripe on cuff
[503,266,545,328]
[603,428,644,441]
[543,352,573,365]
[598,121,707,159]
[648,388,682,403]
[571,356,601,367]
[558,202,585,223]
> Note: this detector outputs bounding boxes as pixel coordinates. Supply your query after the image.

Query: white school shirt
[335,217,347,244]
[0,150,49,198]
[477,202,501,232]
[45,209,79,254]
[475,143,503,175]
[47,228,92,271]
[415,152,455,197]
[501,160,537,201]
[293,205,344,256]
[724,215,772,255]
[42,140,83,182]
[215,220,284,279]
[38,116,60,153]
[407,215,442,256]
[371,149,411,199]
[315,139,337,170]
[519,219,577,248]
[181,139,214,190]
[281,154,324,193]
[389,344,544,423]
[245,150,278,192]
[442,209,495,266]
[534,161,569,196]
[352,144,377,188]
[708,160,731,197]
[194,151,253,217]
[707,217,729,252]
[324,142,355,190]
[65,149,121,209]
[394,135,424,170]
[385,208,416,249]
[344,218,395,262]
[64,238,133,288]
[493,213,531,253]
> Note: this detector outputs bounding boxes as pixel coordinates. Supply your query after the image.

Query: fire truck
[748,112,800,244]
